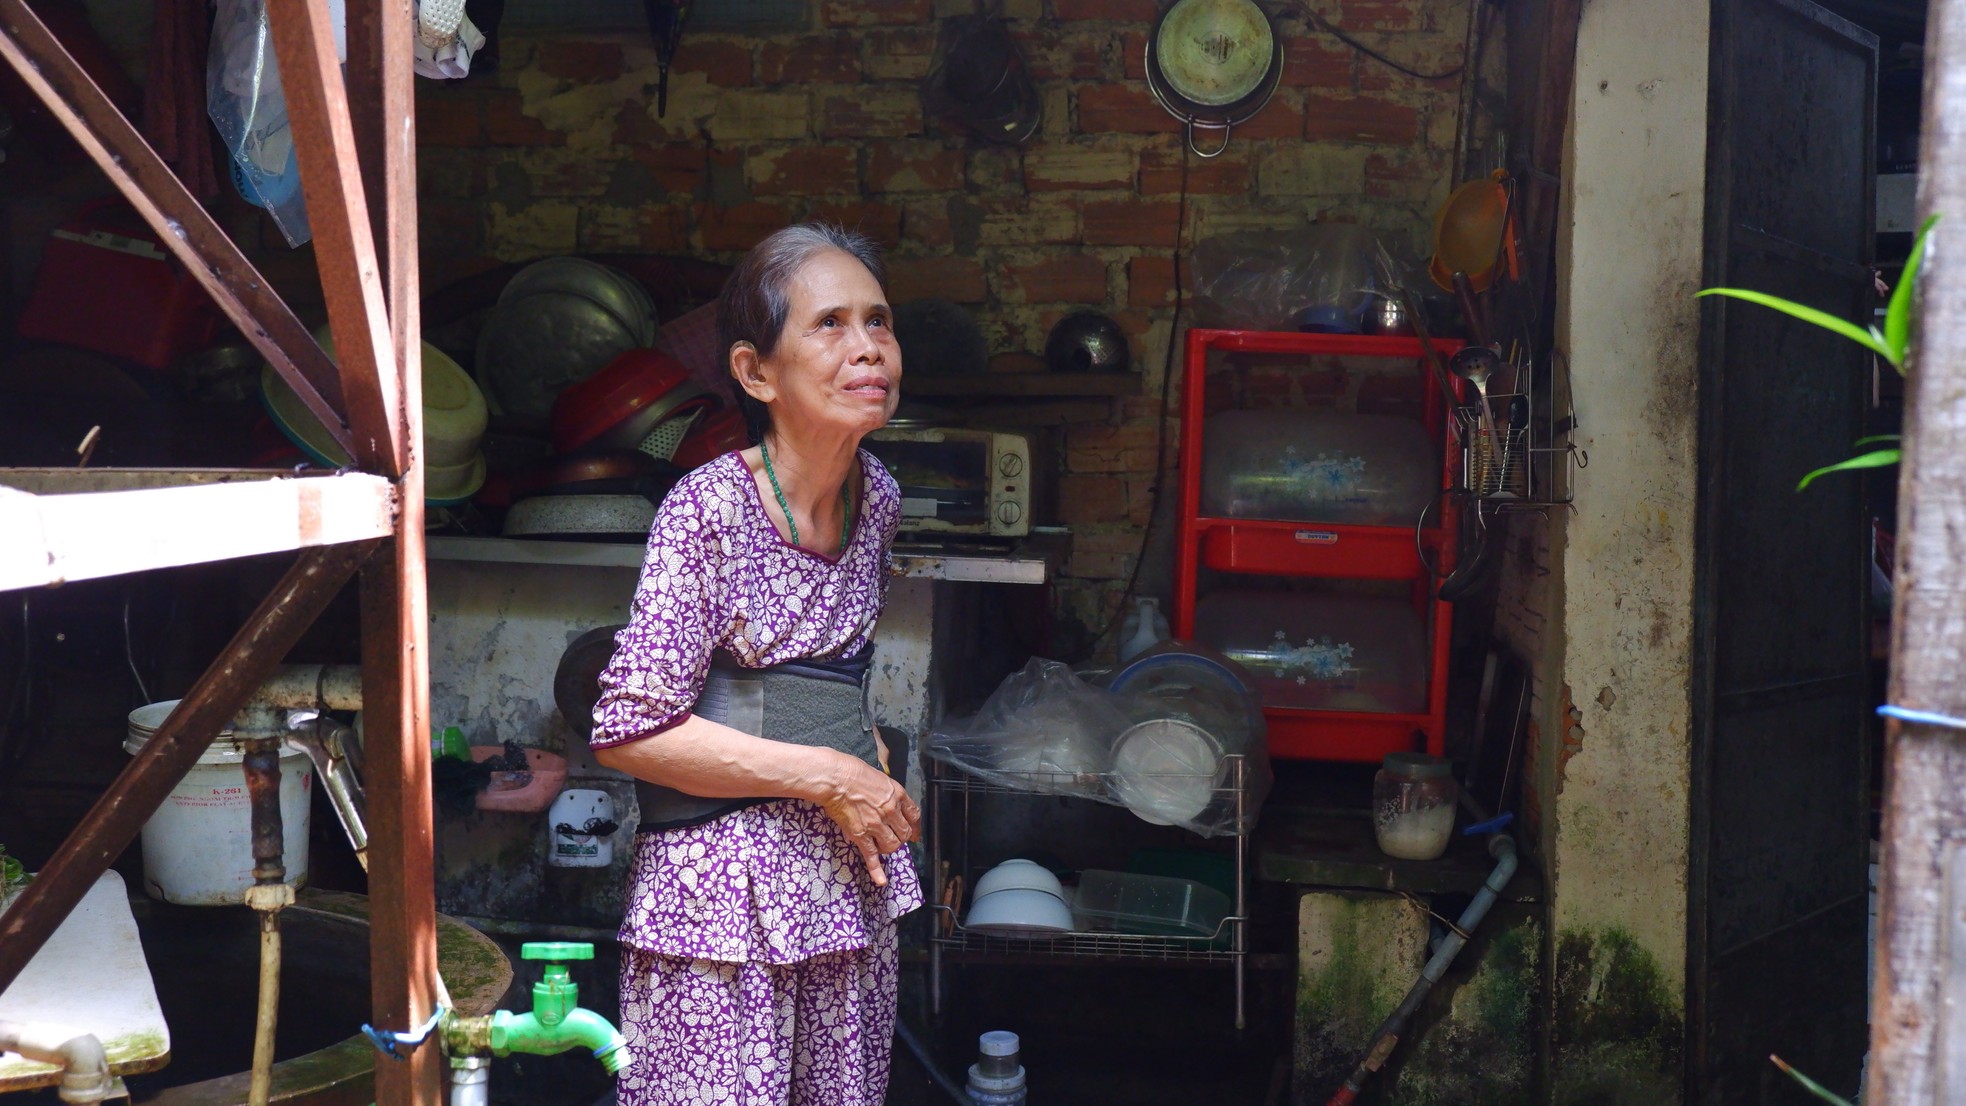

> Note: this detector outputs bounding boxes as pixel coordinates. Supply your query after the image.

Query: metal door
[1692,0,1877,1102]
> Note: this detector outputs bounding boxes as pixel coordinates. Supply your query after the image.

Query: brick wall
[414,0,1478,648]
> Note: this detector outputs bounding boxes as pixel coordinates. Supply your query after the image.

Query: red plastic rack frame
[1172,329,1464,763]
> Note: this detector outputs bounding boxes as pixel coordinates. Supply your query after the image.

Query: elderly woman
[590,223,923,1106]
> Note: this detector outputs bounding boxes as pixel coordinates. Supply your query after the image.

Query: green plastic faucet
[488,943,632,1075]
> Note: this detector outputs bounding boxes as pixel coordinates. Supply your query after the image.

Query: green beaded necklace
[760,438,851,554]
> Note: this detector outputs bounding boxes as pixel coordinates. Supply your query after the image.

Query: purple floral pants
[615,922,899,1106]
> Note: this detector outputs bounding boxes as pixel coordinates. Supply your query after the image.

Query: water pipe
[240,737,291,1106]
[1323,833,1519,1106]
[281,712,369,871]
[0,1020,121,1103]
[449,1055,490,1106]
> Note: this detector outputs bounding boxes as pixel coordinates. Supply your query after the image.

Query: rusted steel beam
[0,0,353,458]
[264,0,404,477]
[361,528,438,1106]
[0,542,377,995]
[1868,0,1966,1097]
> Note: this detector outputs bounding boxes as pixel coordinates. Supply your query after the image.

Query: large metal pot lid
[1155,0,1276,108]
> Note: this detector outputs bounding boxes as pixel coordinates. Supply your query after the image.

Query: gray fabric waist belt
[634,645,880,833]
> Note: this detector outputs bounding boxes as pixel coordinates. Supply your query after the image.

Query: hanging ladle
[1449,271,1505,495]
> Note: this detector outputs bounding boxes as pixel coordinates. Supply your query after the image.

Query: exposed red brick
[485,91,564,146]
[1302,94,1421,144]
[1356,35,1464,93]
[1365,148,1448,202]
[1137,146,1251,194]
[819,92,923,139]
[638,206,693,252]
[975,196,1080,245]
[901,199,955,247]
[809,200,904,248]
[758,36,861,85]
[537,41,623,82]
[1023,147,1135,191]
[627,144,710,194]
[864,27,940,81]
[1053,0,1155,20]
[1083,199,1182,247]
[822,0,930,26]
[696,201,795,252]
[415,91,481,147]
[1232,94,1305,140]
[1282,38,1357,88]
[1338,0,1430,31]
[1058,474,1128,525]
[1126,256,1178,308]
[748,145,861,195]
[1014,27,1108,80]
[672,39,754,87]
[1000,255,1109,304]
[867,144,966,192]
[1066,416,1161,473]
[1076,84,1175,135]
[887,256,988,303]
[1121,31,1148,81]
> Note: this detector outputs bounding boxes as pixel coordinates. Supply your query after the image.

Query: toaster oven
[864,427,1031,537]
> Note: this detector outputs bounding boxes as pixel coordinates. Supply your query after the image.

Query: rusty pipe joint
[441,1012,495,1058]
[0,1020,122,1103]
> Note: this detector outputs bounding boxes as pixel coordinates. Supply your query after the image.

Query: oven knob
[996,501,1022,525]
[998,454,1024,477]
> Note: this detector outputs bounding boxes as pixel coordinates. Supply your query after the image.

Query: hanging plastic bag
[1190,224,1384,334]
[206,0,346,247]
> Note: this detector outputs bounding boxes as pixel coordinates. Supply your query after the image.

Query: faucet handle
[521,942,594,962]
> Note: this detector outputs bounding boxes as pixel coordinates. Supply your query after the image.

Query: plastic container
[125,701,312,905]
[548,788,617,868]
[967,1030,1028,1106]
[1373,752,1458,861]
[1119,597,1171,662]
[21,203,222,370]
[1199,410,1438,526]
[1073,869,1231,938]
[1192,589,1428,713]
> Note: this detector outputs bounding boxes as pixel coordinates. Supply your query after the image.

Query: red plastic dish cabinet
[1171,330,1462,763]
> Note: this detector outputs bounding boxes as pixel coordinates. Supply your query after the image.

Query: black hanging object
[643,0,688,117]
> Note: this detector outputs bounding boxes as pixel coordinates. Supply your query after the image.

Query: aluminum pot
[1144,0,1283,158]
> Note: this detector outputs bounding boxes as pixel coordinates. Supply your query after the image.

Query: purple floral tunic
[592,449,923,966]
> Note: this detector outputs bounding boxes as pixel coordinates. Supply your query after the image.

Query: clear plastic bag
[207,0,345,247]
[1190,225,1385,333]
[926,648,1272,838]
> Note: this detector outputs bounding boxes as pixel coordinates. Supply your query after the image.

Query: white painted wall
[1553,0,1709,998]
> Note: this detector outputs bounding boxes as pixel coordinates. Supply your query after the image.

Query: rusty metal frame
[0,0,437,1098]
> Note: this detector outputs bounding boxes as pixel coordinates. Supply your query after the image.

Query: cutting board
[0,871,171,1090]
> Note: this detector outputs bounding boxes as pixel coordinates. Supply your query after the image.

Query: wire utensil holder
[1453,348,1585,510]
[926,754,1251,1029]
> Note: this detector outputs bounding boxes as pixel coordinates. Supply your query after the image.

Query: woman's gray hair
[716,222,888,443]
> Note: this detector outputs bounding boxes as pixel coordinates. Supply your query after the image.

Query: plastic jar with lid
[1373,752,1458,861]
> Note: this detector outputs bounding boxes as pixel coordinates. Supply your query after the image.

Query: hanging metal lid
[1154,0,1276,108]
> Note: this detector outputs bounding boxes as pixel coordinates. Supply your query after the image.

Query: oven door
[863,435,992,530]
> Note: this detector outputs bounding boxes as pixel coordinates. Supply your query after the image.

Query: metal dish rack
[926,754,1251,1029]
[1454,350,1585,510]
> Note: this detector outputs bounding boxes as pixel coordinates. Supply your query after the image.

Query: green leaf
[1770,1055,1855,1106]
[1797,448,1902,491]
[1885,214,1941,371]
[1853,434,1902,447]
[1696,288,1895,361]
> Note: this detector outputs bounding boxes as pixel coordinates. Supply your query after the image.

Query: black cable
[1093,146,1189,654]
[893,1018,972,1105]
[1296,2,1467,82]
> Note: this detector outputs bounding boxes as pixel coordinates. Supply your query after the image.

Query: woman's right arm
[593,720,919,886]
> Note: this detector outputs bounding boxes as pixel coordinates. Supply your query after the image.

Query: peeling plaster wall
[1547,0,1708,1098]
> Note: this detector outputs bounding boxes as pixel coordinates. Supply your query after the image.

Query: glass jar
[1373,752,1458,861]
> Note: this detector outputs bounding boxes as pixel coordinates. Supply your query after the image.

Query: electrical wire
[1295,1,1467,82]
[1091,145,1189,654]
[123,589,152,706]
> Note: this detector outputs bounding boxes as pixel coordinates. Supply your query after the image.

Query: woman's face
[746,249,902,440]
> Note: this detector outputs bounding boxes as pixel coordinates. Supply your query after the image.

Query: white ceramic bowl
[963,888,1075,935]
[972,859,1065,902]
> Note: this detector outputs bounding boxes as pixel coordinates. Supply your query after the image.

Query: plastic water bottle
[966,1030,1027,1105]
[1118,597,1170,662]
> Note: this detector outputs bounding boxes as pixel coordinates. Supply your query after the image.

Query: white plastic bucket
[125,700,312,905]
